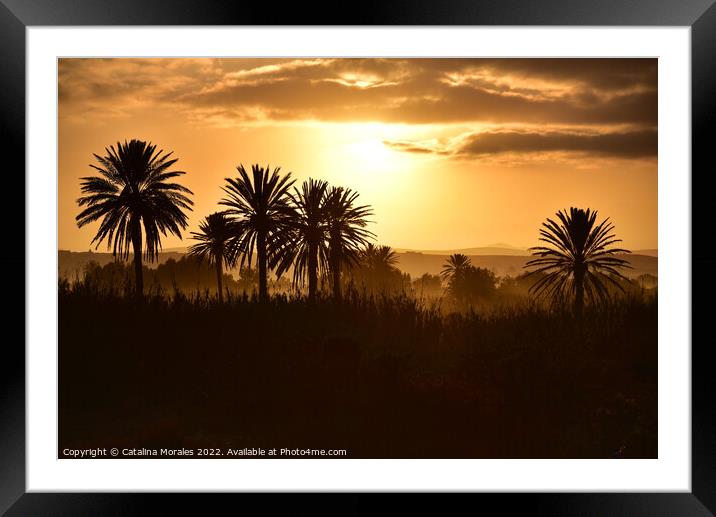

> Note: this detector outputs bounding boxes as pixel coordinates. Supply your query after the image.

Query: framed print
[3,0,715,514]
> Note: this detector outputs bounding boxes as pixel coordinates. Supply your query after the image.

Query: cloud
[385,129,657,159]
[58,58,657,129]
[382,140,450,155]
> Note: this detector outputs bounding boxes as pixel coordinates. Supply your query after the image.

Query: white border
[27,27,690,491]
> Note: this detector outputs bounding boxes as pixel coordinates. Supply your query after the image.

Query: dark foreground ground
[59,286,657,459]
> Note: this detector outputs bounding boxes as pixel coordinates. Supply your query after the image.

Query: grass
[58,281,657,458]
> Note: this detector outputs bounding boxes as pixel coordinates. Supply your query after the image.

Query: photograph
[57,57,658,459]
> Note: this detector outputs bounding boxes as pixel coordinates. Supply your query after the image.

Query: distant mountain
[396,251,657,279]
[395,244,657,258]
[395,245,528,256]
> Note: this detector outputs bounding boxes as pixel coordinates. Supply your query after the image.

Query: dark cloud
[385,129,657,159]
[171,58,657,126]
[382,141,448,155]
[467,58,657,91]
[59,57,658,129]
[59,59,657,127]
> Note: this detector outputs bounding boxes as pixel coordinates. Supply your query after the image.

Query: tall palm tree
[76,139,193,297]
[323,186,374,302]
[220,164,294,302]
[524,207,632,316]
[188,212,234,302]
[272,178,330,302]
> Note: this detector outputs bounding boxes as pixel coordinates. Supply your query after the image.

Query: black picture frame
[2,0,714,514]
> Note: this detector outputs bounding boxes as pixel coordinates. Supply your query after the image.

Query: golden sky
[58,58,657,252]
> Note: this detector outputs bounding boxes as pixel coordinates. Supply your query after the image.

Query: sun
[347,138,396,171]
[314,123,428,202]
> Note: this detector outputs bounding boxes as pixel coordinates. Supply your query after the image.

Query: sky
[58,58,657,252]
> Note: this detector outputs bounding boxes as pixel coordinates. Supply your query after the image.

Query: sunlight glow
[347,138,396,170]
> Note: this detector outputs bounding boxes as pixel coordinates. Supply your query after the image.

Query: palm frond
[524,207,632,310]
[188,212,235,268]
[219,163,295,270]
[76,139,194,262]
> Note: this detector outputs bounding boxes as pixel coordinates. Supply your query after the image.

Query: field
[59,282,657,459]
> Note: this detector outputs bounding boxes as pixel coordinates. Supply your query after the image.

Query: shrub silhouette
[412,273,443,299]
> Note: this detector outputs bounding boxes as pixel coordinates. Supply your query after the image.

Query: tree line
[76,139,636,315]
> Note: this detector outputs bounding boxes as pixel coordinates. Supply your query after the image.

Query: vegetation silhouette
[441,254,498,309]
[441,253,471,305]
[188,212,235,302]
[272,178,330,303]
[525,207,632,317]
[350,244,409,295]
[66,144,657,459]
[412,273,442,299]
[323,186,374,303]
[59,278,656,458]
[441,253,472,281]
[79,256,255,298]
[75,139,193,297]
[220,164,295,302]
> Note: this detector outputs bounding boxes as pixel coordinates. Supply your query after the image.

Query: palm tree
[362,243,399,271]
[440,253,472,282]
[323,186,374,302]
[76,139,193,297]
[355,244,401,294]
[220,164,294,302]
[441,253,474,304]
[272,178,330,302]
[524,207,632,316]
[188,212,234,302]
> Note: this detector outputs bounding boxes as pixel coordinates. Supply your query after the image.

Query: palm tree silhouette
[362,244,399,271]
[323,186,374,302]
[220,164,294,302]
[75,139,193,297]
[188,212,234,302]
[272,178,330,302]
[441,254,475,304]
[440,253,472,282]
[525,207,632,316]
[355,244,400,293]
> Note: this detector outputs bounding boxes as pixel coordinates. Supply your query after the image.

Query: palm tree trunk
[131,219,143,298]
[332,260,342,303]
[308,241,318,303]
[216,259,224,303]
[574,265,585,318]
[331,242,342,303]
[257,230,268,302]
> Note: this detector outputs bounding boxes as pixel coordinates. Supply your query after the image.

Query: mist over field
[58,248,657,286]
